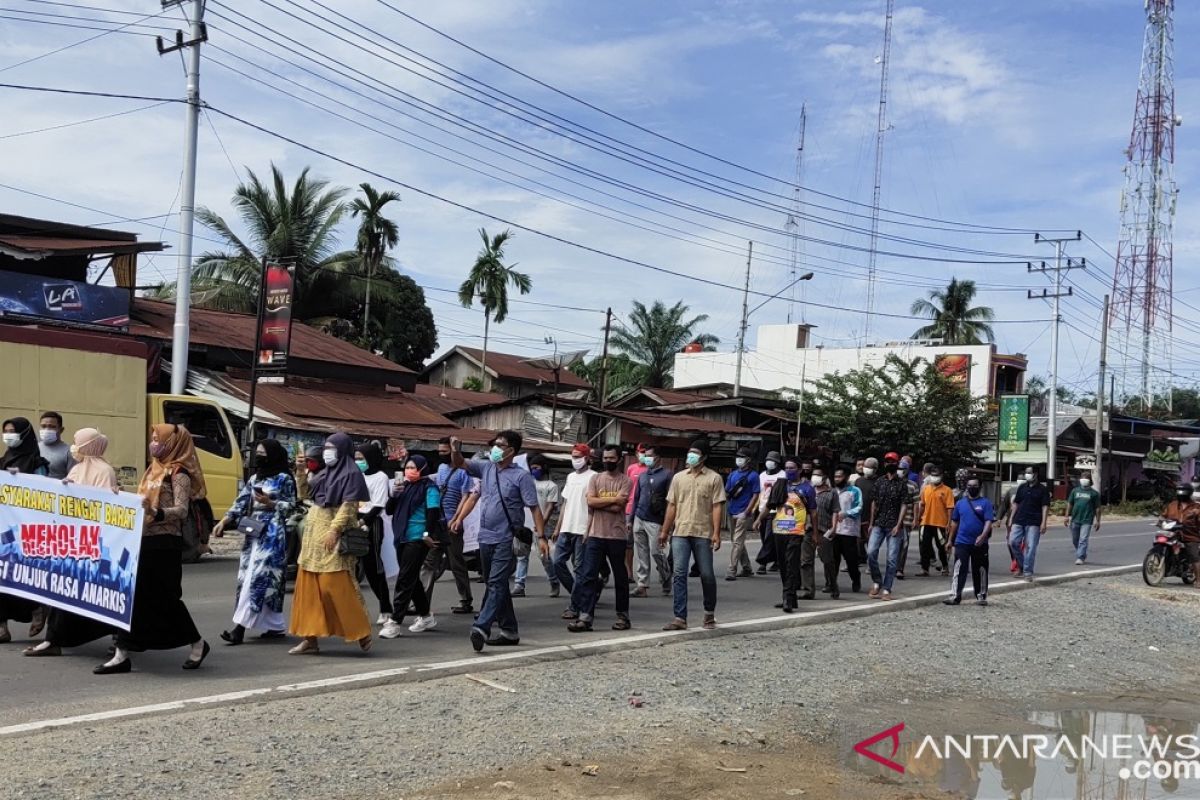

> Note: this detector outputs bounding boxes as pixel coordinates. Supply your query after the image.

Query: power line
[0,7,169,73]
[0,100,169,139]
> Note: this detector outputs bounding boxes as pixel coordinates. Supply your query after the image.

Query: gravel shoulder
[6,574,1199,800]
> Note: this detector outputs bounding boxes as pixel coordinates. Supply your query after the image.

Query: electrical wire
[0,100,169,139]
[0,7,170,73]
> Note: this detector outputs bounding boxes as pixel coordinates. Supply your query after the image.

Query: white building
[674,323,1027,401]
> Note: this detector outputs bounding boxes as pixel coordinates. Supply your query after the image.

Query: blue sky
[1,0,1197,395]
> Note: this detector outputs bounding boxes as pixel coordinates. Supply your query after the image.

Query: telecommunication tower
[786,104,807,325]
[863,0,895,342]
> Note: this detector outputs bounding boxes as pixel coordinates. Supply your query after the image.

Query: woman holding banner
[95,424,210,674]
[288,432,373,655]
[0,417,50,644]
[24,427,122,656]
[213,439,296,645]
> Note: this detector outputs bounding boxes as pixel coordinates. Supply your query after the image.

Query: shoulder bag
[337,524,372,558]
[493,466,535,551]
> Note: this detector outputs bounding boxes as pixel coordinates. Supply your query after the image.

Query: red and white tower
[1111,0,1181,411]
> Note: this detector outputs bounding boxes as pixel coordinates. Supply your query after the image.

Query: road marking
[0,563,1141,737]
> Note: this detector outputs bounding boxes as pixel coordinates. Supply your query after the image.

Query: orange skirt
[289,569,372,642]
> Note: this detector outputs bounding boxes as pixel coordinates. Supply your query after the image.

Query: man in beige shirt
[659,439,726,631]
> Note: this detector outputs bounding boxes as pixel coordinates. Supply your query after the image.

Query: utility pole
[158,1,207,396]
[1030,231,1085,484]
[734,241,754,397]
[1095,294,1110,489]
[863,0,895,343]
[598,307,613,409]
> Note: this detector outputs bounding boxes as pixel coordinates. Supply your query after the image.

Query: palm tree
[909,278,996,344]
[349,183,400,337]
[458,228,531,384]
[609,300,719,388]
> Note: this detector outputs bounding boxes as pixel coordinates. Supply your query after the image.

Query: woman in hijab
[24,428,122,656]
[288,432,373,655]
[0,417,50,644]
[213,439,296,645]
[379,454,444,639]
[94,424,209,674]
[355,441,397,624]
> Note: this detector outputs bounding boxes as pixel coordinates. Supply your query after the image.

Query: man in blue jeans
[865,456,908,601]
[451,431,548,652]
[567,446,633,632]
[1009,466,1050,580]
[554,443,596,619]
[1064,473,1101,565]
[659,439,727,631]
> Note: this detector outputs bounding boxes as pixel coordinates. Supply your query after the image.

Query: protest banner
[0,471,144,630]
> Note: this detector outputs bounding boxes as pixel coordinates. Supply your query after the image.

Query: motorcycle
[1142,520,1197,587]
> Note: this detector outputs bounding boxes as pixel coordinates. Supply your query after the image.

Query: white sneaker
[1074,558,1084,566]
[379,620,404,639]
[376,613,391,625]
[408,615,438,633]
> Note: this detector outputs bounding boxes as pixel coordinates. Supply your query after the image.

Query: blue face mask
[489,446,505,463]
[531,467,543,479]
[685,452,701,467]
[785,469,799,481]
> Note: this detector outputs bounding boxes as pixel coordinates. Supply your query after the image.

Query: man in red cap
[554,443,597,619]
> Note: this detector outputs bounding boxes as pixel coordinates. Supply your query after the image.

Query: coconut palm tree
[349,183,400,337]
[909,278,996,344]
[609,300,719,388]
[457,228,531,383]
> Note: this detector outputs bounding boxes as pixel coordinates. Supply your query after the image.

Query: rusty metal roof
[423,346,591,389]
[411,382,508,415]
[603,409,764,436]
[130,298,411,376]
[221,376,451,427]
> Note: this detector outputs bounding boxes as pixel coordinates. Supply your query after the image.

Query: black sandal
[182,640,210,670]
[220,628,244,646]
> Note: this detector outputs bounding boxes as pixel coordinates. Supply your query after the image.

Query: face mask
[765,460,778,472]
[2,433,20,448]
[1024,473,1036,483]
[254,453,271,470]
[571,456,587,471]
[931,476,943,485]
[306,459,322,473]
[39,429,58,444]
[1079,478,1092,487]
[355,459,368,472]
[149,442,166,459]
[69,445,81,459]
[967,486,981,498]
[685,452,701,468]
[1177,491,1191,501]
[489,446,505,463]
[884,464,898,475]
[811,476,825,487]
[785,469,799,481]
[405,467,421,482]
[899,462,911,473]
[1192,493,1200,503]
[438,452,452,464]
[863,467,875,477]
[322,449,337,466]
[603,461,620,473]
[735,457,747,469]
[531,467,544,480]
[835,478,846,487]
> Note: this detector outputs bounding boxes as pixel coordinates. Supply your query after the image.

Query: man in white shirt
[514,453,561,597]
[753,450,784,573]
[555,443,596,620]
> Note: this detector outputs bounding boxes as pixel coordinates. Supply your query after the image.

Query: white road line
[0,563,1141,738]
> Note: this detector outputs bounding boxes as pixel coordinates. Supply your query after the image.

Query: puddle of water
[848,710,1200,799]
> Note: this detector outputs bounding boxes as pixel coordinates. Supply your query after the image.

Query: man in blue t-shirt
[943,475,995,607]
[1008,466,1051,580]
[723,447,761,580]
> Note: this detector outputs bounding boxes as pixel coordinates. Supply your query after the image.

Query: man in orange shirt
[917,465,955,577]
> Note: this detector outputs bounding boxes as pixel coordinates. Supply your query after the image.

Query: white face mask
[735,457,747,469]
[765,460,778,471]
[39,429,59,444]
[1192,492,1200,503]
[571,456,587,471]
[1079,478,1092,487]
[930,476,943,485]
[2,433,20,448]
[863,467,875,477]
[811,476,825,487]
[322,449,338,466]
[1024,473,1037,483]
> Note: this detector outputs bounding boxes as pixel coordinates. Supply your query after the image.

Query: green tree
[349,183,401,339]
[570,353,646,403]
[910,278,996,344]
[457,228,531,383]
[608,300,719,388]
[805,354,991,469]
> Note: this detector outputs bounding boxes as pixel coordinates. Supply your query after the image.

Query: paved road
[0,518,1156,727]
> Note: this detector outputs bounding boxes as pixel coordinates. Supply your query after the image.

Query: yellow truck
[0,323,242,560]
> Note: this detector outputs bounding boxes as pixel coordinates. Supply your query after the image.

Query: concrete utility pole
[598,307,613,409]
[158,0,207,396]
[1030,232,1085,483]
[734,241,753,397]
[1095,294,1110,488]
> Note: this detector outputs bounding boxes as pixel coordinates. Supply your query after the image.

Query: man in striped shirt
[421,436,479,615]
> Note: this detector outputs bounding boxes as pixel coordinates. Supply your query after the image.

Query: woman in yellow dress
[288,432,373,655]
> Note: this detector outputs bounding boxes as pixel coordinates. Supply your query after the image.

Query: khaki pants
[727,511,755,575]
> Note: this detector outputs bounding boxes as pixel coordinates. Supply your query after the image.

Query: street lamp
[734,268,814,396]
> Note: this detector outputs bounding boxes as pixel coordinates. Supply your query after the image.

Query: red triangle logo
[853,723,906,774]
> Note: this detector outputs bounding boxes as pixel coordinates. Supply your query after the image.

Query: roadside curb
[0,563,1140,737]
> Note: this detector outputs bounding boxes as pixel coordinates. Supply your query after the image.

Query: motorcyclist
[1160,485,1200,587]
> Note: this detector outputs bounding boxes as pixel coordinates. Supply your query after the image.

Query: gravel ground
[5,574,1199,800]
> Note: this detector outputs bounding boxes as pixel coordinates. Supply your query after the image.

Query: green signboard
[998,394,1030,452]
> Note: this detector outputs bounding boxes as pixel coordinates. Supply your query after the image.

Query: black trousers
[825,535,861,594]
[391,540,431,624]
[423,532,474,608]
[799,534,818,596]
[951,543,989,600]
[776,534,802,601]
[117,538,201,651]
[361,519,393,615]
[919,525,949,573]
[756,516,776,566]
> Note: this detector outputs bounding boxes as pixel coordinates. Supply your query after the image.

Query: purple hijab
[310,432,370,507]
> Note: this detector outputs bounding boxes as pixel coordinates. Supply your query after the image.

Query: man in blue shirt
[724,447,761,580]
[1008,466,1051,580]
[630,445,673,597]
[451,430,548,652]
[944,475,995,607]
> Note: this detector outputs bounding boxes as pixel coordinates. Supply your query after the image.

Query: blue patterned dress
[224,471,296,631]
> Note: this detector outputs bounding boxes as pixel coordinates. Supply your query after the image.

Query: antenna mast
[786,103,807,325]
[863,0,894,342]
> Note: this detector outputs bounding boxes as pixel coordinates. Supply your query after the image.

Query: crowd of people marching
[1,411,1117,673]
